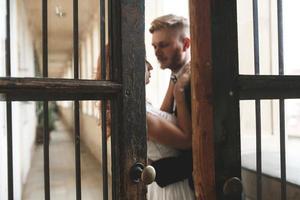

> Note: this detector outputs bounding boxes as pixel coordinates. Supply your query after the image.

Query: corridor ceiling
[24,0,99,78]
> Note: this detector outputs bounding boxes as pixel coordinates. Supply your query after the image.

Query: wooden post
[189,0,216,199]
[110,0,147,199]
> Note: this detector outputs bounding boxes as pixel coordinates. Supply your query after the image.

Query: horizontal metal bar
[0,78,121,91]
[238,75,300,99]
[0,78,122,101]
[0,93,115,102]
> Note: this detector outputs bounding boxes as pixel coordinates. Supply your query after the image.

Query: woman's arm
[148,65,192,149]
[147,113,191,149]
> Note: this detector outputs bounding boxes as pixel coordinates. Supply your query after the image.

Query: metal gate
[212,0,300,199]
[0,0,147,199]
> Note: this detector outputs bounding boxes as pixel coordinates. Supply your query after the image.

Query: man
[147,14,193,189]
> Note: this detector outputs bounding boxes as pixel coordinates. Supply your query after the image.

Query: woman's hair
[145,59,151,67]
[95,44,110,80]
[95,44,111,138]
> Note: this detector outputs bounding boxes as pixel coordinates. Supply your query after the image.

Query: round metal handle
[141,165,156,185]
[223,177,243,196]
[130,163,156,185]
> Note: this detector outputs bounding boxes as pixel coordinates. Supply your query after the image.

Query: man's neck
[172,60,190,76]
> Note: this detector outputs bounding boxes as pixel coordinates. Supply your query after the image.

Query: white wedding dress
[146,102,195,200]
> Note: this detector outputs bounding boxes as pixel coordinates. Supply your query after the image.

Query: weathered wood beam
[238,75,300,99]
[0,77,121,101]
[109,0,147,199]
[211,1,241,199]
[189,0,216,199]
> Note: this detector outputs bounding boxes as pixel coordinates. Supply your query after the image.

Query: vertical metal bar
[74,101,81,200]
[73,0,81,199]
[279,99,286,200]
[110,99,119,200]
[101,100,108,200]
[107,0,112,80]
[109,0,122,198]
[42,1,50,199]
[100,0,108,199]
[100,0,106,79]
[5,1,14,200]
[277,0,284,76]
[277,1,286,199]
[255,100,262,200]
[42,0,48,78]
[253,0,260,75]
[5,0,11,76]
[109,0,121,85]
[6,102,13,200]
[73,0,79,79]
[253,1,262,199]
[43,101,50,200]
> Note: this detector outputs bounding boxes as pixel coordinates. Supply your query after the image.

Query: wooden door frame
[110,0,147,199]
[190,0,240,200]
[191,1,300,200]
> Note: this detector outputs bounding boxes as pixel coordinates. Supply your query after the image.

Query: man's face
[152,29,184,71]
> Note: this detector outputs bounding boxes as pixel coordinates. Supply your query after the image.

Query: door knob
[130,163,156,185]
[223,177,243,196]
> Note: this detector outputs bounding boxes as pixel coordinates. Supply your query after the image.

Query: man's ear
[182,37,190,51]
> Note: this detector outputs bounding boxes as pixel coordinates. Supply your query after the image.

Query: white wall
[0,1,9,198]
[283,1,300,137]
[0,0,37,199]
[145,0,189,108]
[0,105,8,200]
[284,0,300,75]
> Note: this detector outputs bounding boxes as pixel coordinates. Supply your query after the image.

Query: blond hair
[149,14,189,37]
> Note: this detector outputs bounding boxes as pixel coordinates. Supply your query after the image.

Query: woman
[145,61,195,200]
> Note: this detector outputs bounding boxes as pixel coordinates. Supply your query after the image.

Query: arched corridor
[22,120,106,200]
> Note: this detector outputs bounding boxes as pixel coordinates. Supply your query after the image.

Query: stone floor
[22,121,106,200]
